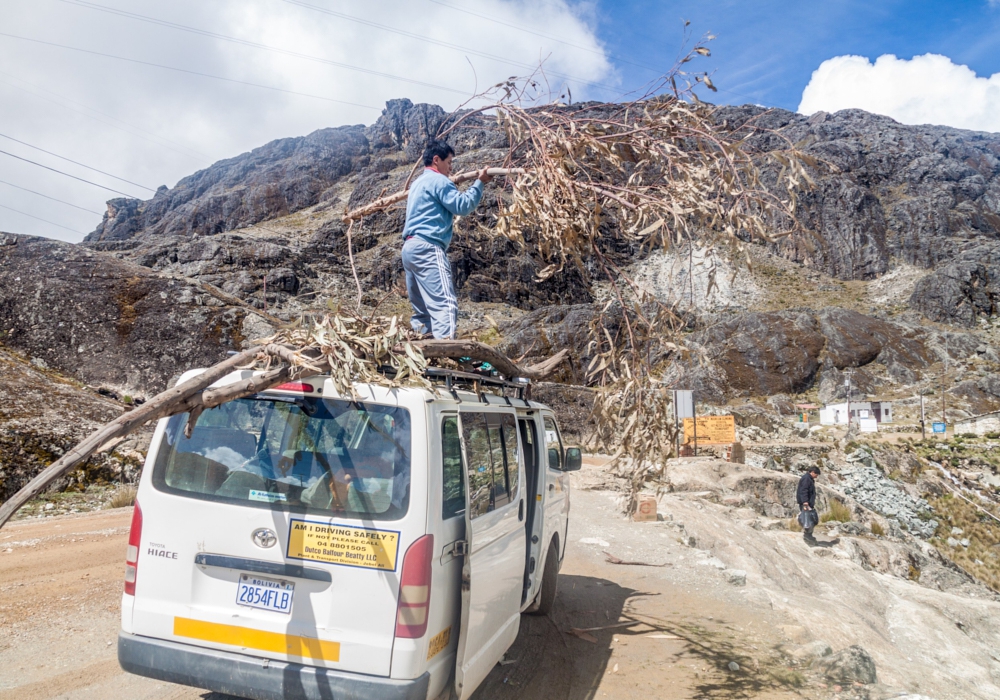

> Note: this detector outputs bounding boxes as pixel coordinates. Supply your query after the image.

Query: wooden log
[410,339,568,380]
[342,168,525,223]
[0,344,309,529]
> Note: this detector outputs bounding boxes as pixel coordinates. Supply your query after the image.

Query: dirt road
[0,491,816,700]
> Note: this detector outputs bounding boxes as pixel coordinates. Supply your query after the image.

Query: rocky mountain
[82,100,1000,318]
[3,97,1000,410]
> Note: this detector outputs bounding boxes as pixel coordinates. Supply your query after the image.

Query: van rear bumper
[118,632,431,700]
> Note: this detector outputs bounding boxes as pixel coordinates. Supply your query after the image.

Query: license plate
[236,574,294,614]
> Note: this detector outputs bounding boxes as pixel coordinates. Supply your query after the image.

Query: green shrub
[986,431,1000,439]
[959,433,978,440]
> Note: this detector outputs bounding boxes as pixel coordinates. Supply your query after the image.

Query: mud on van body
[117,369,581,700]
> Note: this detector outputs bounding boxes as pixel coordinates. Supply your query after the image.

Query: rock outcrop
[0,347,141,501]
[498,303,993,402]
[0,234,259,394]
[718,106,1000,287]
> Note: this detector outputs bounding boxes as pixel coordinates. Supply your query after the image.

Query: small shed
[819,400,892,425]
[955,410,1000,436]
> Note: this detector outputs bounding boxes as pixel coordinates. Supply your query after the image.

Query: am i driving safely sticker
[286,519,400,571]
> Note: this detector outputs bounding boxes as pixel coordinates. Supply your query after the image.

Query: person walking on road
[401,140,493,339]
[797,466,820,543]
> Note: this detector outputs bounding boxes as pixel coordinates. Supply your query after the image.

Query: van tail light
[395,535,433,639]
[124,500,142,596]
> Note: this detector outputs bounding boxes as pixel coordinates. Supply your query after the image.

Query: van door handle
[518,500,524,521]
[549,484,555,491]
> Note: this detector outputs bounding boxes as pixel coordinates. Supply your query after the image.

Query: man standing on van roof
[402,140,492,339]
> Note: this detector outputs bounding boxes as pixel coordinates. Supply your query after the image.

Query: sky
[1,0,999,243]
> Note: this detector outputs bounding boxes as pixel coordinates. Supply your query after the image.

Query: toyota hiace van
[117,367,581,700]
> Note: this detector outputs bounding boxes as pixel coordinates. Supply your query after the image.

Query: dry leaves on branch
[335,37,812,511]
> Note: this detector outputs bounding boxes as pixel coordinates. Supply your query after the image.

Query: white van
[117,367,581,700]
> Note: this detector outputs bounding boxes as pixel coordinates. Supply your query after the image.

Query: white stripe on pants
[401,237,458,339]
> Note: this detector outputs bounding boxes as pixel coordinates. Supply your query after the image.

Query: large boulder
[684,307,987,402]
[815,645,877,685]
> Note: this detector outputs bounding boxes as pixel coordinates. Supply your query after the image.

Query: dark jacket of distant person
[796,471,816,510]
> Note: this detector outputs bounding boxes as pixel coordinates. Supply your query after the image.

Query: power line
[280,0,622,95]
[0,148,141,198]
[0,178,102,214]
[0,32,382,111]
[0,71,210,163]
[0,132,154,191]
[0,202,84,235]
[55,0,470,97]
[426,0,665,75]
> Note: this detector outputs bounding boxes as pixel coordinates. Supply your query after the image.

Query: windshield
[151,395,411,520]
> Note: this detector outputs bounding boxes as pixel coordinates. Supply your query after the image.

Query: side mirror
[563,447,582,471]
[548,448,560,470]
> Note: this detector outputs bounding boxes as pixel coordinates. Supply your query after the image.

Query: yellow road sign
[682,416,736,445]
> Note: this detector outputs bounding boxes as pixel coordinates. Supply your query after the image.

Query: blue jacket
[402,169,484,251]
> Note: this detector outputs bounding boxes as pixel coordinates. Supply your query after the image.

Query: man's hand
[802,504,811,510]
[477,167,493,185]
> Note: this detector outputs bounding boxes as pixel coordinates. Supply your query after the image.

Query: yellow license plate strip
[174,617,340,662]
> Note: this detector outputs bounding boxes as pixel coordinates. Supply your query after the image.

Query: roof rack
[423,367,532,405]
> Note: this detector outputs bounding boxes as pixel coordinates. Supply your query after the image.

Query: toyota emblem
[251,528,278,549]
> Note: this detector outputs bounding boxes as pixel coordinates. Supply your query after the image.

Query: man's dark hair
[809,466,821,476]
[423,140,455,166]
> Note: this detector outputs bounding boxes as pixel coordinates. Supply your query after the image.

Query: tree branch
[409,339,567,380]
[342,168,525,223]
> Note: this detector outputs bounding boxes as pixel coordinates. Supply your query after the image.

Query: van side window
[441,416,465,519]
[462,413,493,518]
[500,413,519,496]
[544,417,563,470]
[487,416,510,508]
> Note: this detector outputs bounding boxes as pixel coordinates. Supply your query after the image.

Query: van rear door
[127,385,423,678]
[453,410,526,699]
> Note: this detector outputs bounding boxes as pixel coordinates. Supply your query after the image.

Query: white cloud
[0,0,613,242]
[798,53,1000,133]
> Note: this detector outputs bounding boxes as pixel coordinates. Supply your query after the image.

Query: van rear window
[151,395,411,520]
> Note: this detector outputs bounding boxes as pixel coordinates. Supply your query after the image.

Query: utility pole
[920,392,926,440]
[940,362,947,425]
[845,369,853,431]
[692,391,698,457]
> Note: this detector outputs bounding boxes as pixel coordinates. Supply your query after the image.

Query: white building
[819,401,892,426]
[955,410,1000,436]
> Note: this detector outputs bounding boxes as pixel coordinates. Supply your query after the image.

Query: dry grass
[788,517,802,532]
[108,484,137,509]
[929,494,1000,591]
[870,521,886,537]
[821,499,853,523]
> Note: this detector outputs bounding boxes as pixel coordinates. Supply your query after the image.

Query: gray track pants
[401,236,457,339]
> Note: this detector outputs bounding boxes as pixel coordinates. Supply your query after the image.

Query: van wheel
[529,541,559,616]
